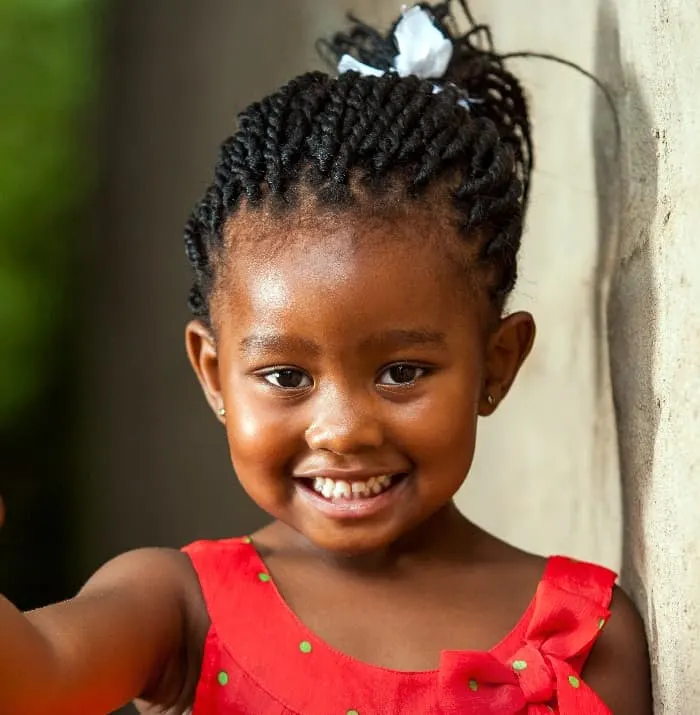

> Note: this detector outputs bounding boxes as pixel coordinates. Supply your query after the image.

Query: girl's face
[187,210,534,555]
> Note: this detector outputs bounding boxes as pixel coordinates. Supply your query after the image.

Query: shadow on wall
[593,0,659,697]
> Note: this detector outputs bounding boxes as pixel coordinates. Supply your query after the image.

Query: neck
[266,502,481,574]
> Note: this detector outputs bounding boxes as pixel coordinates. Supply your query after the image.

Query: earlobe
[185,320,226,421]
[479,311,536,416]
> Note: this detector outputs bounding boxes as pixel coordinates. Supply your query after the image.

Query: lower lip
[294,475,410,520]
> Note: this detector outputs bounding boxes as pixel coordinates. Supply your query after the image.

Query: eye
[377,363,427,387]
[261,368,313,390]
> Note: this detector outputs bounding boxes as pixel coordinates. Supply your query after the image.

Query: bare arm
[583,585,653,714]
[0,547,193,715]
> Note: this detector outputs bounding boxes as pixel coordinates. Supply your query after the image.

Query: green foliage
[0,0,96,427]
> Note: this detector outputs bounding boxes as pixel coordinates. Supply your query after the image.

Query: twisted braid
[185,0,533,323]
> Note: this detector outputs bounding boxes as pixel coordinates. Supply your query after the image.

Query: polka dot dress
[182,538,615,714]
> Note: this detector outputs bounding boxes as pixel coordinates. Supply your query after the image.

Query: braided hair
[184,0,533,325]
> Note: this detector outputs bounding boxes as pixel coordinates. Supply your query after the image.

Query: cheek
[393,377,480,464]
[223,387,300,472]
[223,395,301,511]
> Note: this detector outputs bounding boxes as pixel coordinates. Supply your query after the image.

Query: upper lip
[292,468,409,481]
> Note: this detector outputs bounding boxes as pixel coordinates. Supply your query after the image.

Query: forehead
[213,205,487,337]
[224,197,477,276]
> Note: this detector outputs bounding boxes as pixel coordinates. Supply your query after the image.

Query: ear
[479,311,536,416]
[185,319,226,423]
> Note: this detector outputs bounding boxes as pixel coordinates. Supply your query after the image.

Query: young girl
[0,2,651,713]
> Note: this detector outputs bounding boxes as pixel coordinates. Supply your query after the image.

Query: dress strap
[542,556,617,609]
[182,537,258,631]
[541,556,617,674]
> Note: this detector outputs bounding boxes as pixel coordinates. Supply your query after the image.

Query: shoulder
[583,585,652,715]
[500,550,652,714]
[82,546,210,664]
[89,539,244,605]
[82,546,202,609]
[82,547,210,710]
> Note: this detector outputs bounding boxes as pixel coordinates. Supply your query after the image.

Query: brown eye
[262,368,312,389]
[378,364,426,386]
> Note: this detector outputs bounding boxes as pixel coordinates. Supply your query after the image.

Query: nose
[304,385,384,454]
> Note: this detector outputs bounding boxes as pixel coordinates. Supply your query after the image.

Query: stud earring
[218,406,226,418]
[486,394,496,406]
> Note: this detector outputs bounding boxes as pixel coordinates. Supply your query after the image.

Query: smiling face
[186,207,534,555]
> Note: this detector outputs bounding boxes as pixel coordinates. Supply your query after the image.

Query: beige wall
[450,0,622,569]
[305,0,623,568]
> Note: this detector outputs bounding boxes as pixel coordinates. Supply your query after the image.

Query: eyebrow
[360,329,447,351]
[239,328,447,357]
[239,334,321,357]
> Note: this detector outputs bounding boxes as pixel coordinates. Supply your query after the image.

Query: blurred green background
[0,0,98,607]
[0,0,297,620]
[0,5,293,711]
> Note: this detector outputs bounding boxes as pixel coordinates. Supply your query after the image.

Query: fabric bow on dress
[438,580,611,714]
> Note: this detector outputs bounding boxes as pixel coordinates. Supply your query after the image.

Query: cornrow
[184,0,533,324]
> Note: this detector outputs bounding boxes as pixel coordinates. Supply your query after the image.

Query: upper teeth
[312,475,393,500]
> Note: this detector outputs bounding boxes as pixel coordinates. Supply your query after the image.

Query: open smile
[294,473,410,519]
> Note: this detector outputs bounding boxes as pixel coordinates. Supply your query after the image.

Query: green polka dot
[299,640,313,654]
[512,659,528,672]
[217,670,229,686]
[568,675,581,689]
[258,572,271,582]
[242,535,252,544]
[468,679,479,692]
[346,710,360,715]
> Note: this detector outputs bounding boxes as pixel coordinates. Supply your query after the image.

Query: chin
[296,519,415,558]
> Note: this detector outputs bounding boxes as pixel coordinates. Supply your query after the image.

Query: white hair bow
[337,5,474,110]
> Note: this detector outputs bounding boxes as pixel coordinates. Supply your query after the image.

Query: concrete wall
[457,1,700,710]
[457,0,700,710]
[596,1,700,711]
[88,1,697,712]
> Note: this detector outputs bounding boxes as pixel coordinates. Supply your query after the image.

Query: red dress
[183,537,615,714]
